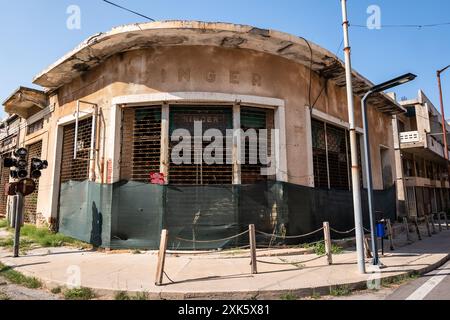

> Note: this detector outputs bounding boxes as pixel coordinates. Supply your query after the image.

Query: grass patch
[329,285,352,297]
[51,286,62,294]
[0,224,90,251]
[115,291,131,300]
[305,241,343,256]
[0,219,8,229]
[280,293,297,300]
[20,224,90,249]
[63,287,95,300]
[381,272,419,288]
[0,262,42,289]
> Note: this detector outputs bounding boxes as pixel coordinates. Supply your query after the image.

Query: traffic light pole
[13,192,24,258]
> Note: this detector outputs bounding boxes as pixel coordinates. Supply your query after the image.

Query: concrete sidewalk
[1,228,450,300]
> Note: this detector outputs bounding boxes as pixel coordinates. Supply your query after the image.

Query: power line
[351,22,450,29]
[102,0,155,22]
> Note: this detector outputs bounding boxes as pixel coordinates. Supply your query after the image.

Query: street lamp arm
[438,65,450,75]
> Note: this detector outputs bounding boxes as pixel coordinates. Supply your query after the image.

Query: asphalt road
[386,260,450,300]
[331,260,450,300]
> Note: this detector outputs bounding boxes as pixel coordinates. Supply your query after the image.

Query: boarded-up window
[241,107,275,184]
[60,117,92,183]
[169,106,232,185]
[0,153,11,217]
[120,107,162,183]
[27,119,44,135]
[312,119,354,190]
[24,140,42,223]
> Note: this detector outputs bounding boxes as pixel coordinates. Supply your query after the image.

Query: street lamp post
[361,73,417,267]
[437,66,450,162]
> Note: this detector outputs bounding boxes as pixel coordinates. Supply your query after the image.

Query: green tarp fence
[58,180,397,250]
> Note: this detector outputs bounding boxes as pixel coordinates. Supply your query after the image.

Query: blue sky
[1,0,449,119]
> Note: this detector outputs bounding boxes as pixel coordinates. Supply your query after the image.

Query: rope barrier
[256,227,324,239]
[174,230,249,244]
[330,227,356,235]
[256,255,326,265]
[163,271,175,284]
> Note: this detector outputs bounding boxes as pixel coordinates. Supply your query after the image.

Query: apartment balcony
[404,176,431,188]
[400,131,421,144]
[400,130,450,160]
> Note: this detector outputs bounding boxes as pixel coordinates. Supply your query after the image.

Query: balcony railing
[400,131,420,143]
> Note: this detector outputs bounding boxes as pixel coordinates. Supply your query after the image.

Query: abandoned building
[393,90,450,219]
[1,21,405,249]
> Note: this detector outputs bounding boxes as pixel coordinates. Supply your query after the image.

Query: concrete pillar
[232,103,241,185]
[160,103,170,180]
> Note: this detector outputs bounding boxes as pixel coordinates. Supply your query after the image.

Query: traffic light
[3,148,48,183]
[4,148,28,179]
[30,158,48,179]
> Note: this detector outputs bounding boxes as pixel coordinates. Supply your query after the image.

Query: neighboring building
[1,21,403,249]
[1,87,53,225]
[0,114,21,218]
[393,90,450,219]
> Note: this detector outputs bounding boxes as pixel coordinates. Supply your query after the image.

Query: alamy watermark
[67,5,81,30]
[367,5,382,30]
[171,122,278,176]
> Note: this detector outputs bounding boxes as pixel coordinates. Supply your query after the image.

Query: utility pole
[437,66,450,162]
[340,0,365,274]
[13,192,24,258]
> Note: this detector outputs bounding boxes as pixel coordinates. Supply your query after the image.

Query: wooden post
[249,224,257,274]
[386,219,395,251]
[437,212,443,232]
[323,222,333,265]
[425,215,432,237]
[413,218,422,241]
[364,237,372,259]
[155,229,169,286]
[431,214,437,234]
[403,217,412,242]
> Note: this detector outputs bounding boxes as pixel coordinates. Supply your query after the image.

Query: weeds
[0,263,42,289]
[0,291,10,300]
[280,292,297,300]
[381,272,419,288]
[329,285,351,297]
[51,287,62,294]
[114,291,149,300]
[134,291,149,300]
[305,241,343,256]
[63,287,95,300]
[115,291,131,300]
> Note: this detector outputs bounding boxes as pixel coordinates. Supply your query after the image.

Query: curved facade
[2,21,402,249]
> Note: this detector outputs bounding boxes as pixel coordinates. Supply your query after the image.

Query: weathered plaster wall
[38,45,396,220]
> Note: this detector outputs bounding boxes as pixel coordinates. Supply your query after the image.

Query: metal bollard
[425,215,432,237]
[403,217,412,242]
[437,212,443,232]
[386,219,395,251]
[431,215,437,234]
